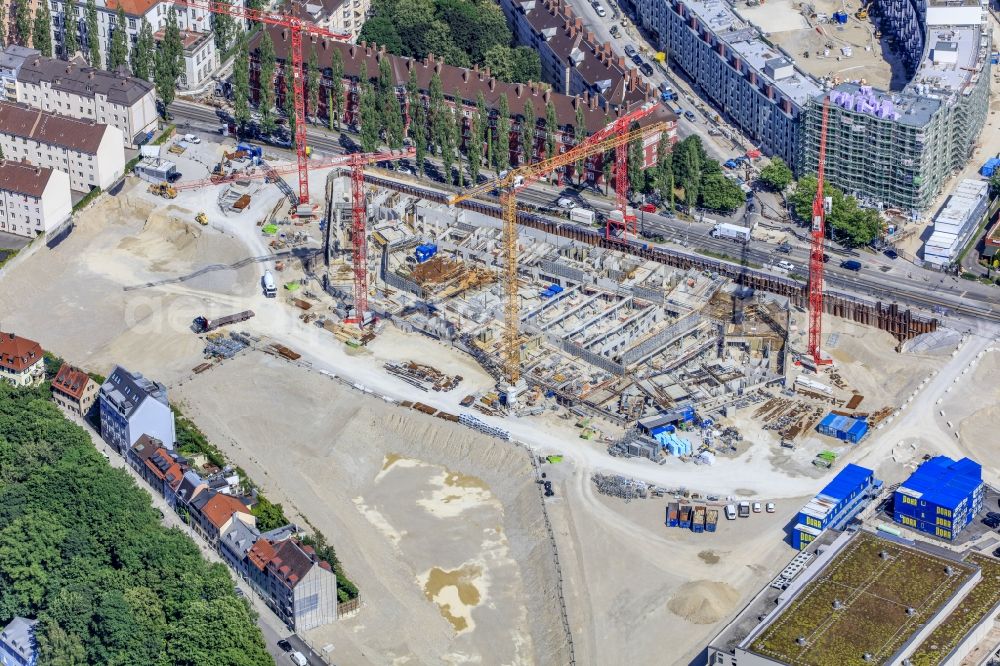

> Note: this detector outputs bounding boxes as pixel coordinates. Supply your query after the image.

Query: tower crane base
[500,379,528,410]
[800,352,834,372]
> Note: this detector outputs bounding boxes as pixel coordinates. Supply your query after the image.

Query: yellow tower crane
[448,120,671,402]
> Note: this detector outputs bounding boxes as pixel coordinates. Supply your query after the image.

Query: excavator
[855,3,870,19]
[195,212,208,226]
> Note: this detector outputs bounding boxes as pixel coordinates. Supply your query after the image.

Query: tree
[358,63,380,152]
[250,495,287,531]
[14,0,31,47]
[283,63,296,138]
[673,135,704,206]
[655,132,673,210]
[257,31,276,133]
[378,56,403,149]
[427,71,446,155]
[759,157,793,191]
[212,0,235,52]
[450,93,465,186]
[329,49,345,130]
[789,175,883,246]
[32,2,53,57]
[232,33,251,131]
[36,621,87,666]
[699,172,745,212]
[154,8,183,113]
[544,100,558,160]
[85,0,99,68]
[131,19,154,80]
[62,0,78,56]
[407,69,427,175]
[574,103,586,185]
[520,99,535,166]
[0,3,6,48]
[494,93,510,171]
[108,7,128,70]
[467,92,486,184]
[307,47,320,121]
[626,120,644,196]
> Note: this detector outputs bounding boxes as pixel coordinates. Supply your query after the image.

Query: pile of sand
[667,580,739,625]
[117,205,201,271]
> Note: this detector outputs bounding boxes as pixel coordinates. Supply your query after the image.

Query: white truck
[262,270,277,298]
[710,222,752,243]
[569,207,596,225]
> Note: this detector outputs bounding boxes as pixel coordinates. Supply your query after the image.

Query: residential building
[0,102,125,191]
[52,0,245,89]
[174,469,208,507]
[0,617,37,666]
[922,178,989,268]
[261,538,339,630]
[220,514,261,577]
[498,0,655,110]
[249,32,676,181]
[189,489,254,545]
[894,455,984,540]
[128,435,186,504]
[98,365,175,454]
[629,0,820,168]
[50,362,98,415]
[291,0,369,42]
[0,159,73,239]
[154,28,218,91]
[791,463,878,550]
[13,50,157,146]
[0,46,39,102]
[0,332,44,387]
[630,0,990,213]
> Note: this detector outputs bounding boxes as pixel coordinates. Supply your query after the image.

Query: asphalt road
[165,99,1000,326]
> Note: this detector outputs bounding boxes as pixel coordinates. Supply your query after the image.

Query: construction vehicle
[855,3,870,19]
[192,310,255,333]
[195,212,208,226]
[148,182,177,199]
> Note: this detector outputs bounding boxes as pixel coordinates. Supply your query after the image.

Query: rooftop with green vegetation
[749,531,976,666]
[907,553,1000,665]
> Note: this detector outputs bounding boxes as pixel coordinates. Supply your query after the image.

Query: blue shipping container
[549,284,564,294]
[415,244,438,263]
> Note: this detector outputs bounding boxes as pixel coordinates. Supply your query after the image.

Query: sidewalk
[66,411,299,664]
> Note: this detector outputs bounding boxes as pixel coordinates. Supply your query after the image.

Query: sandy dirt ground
[173,352,569,665]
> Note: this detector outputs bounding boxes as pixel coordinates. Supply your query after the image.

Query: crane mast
[808,98,832,367]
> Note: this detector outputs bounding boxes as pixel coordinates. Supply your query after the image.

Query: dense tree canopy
[0,384,273,666]
[790,175,885,246]
[758,156,793,191]
[358,0,541,83]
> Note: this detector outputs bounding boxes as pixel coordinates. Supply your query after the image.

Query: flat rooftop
[910,14,988,102]
[677,0,823,106]
[745,531,976,665]
[828,82,943,127]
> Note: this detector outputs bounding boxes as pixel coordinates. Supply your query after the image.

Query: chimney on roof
[514,83,522,97]
[543,89,551,102]
[575,17,583,30]
[483,66,491,79]
[462,69,469,82]
[380,44,387,56]
[589,94,597,110]
[434,60,442,74]
[489,77,496,91]
[617,56,625,69]
[586,30,594,42]
[349,45,356,57]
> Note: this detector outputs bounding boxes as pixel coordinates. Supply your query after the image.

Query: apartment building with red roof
[0,331,44,387]
[51,362,98,415]
[189,489,254,546]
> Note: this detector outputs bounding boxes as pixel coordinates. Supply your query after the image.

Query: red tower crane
[172,0,350,206]
[808,97,832,367]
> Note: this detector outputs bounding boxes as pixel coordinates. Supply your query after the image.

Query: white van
[724,504,737,520]
[289,652,307,666]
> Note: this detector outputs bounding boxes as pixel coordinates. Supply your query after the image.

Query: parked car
[289,652,307,666]
[776,242,792,254]
[684,110,697,121]
[595,3,606,15]
[557,197,575,209]
[752,502,762,513]
[277,639,292,652]
[985,516,1000,529]
[610,25,620,37]
[183,133,201,144]
[624,44,638,58]
[988,511,1000,520]
[993,546,1000,558]
[639,203,657,213]
[777,260,795,271]
[884,248,899,259]
[631,54,643,65]
[840,259,863,272]
[640,63,654,76]
[765,502,775,513]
